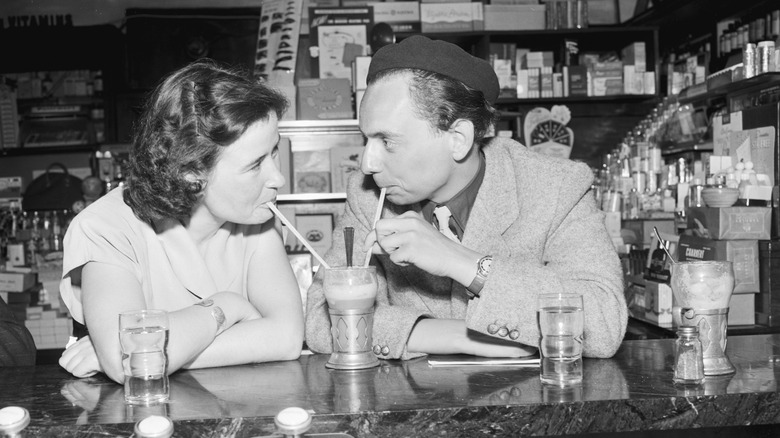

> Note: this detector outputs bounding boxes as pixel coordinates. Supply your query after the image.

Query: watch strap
[466,255,492,298]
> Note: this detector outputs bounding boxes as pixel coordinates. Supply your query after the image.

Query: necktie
[433,205,459,242]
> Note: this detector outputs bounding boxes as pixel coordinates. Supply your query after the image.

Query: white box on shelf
[330,145,364,193]
[368,1,420,33]
[421,3,474,33]
[484,4,545,30]
[729,292,756,326]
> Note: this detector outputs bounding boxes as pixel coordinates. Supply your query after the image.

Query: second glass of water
[538,293,584,386]
[119,309,170,405]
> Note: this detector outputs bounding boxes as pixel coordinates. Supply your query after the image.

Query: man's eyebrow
[362,128,397,139]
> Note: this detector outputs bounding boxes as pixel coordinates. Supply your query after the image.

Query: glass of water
[537,293,584,386]
[119,309,170,405]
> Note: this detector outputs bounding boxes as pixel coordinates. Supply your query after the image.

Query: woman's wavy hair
[369,68,499,144]
[124,59,288,224]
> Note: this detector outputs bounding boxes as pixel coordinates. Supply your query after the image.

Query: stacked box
[484,4,545,31]
[24,303,72,350]
[622,218,675,249]
[368,2,420,33]
[682,206,772,326]
[622,42,647,95]
[644,280,673,326]
[297,78,354,121]
[757,240,780,326]
[420,3,478,33]
[686,207,772,240]
[566,65,588,97]
[0,272,36,292]
[621,42,646,73]
[678,235,759,294]
[591,61,624,96]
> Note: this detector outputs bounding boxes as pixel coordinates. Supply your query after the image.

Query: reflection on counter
[4,335,780,436]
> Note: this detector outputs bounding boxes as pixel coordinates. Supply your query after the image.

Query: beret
[367,35,500,105]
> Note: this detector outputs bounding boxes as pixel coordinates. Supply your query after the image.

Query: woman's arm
[80,263,260,384]
[182,226,304,369]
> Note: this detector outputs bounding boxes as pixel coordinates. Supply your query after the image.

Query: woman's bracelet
[195,299,225,332]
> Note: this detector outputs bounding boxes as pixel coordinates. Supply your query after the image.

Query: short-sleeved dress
[59,187,266,329]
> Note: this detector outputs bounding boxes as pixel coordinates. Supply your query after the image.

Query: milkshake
[323,267,378,310]
[671,261,734,309]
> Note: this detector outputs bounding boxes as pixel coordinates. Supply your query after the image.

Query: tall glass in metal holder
[323,266,380,370]
[671,260,736,375]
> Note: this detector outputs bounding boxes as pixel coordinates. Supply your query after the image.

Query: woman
[59,60,303,383]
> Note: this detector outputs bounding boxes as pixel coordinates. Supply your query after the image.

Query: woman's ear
[184,173,207,192]
[448,119,475,161]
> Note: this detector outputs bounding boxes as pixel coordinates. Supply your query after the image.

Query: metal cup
[323,267,380,370]
[678,307,736,375]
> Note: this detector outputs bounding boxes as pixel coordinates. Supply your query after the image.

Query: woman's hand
[59,336,106,379]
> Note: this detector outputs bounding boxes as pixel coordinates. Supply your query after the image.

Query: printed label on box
[687,207,771,240]
[678,234,760,293]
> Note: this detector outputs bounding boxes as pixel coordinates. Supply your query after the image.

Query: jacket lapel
[451,143,519,317]
[462,142,518,256]
[390,142,521,318]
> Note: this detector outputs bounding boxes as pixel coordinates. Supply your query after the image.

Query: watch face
[478,257,493,275]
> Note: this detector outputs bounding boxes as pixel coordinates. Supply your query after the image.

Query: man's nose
[361,141,382,175]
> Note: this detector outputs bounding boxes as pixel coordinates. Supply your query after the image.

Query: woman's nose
[268,161,286,189]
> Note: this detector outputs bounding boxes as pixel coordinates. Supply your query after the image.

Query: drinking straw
[267,203,330,269]
[363,187,387,267]
[344,227,354,267]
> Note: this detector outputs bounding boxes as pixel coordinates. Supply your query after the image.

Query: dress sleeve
[59,206,143,324]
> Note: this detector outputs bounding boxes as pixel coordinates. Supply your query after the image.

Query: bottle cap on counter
[134,415,174,438]
[0,406,30,435]
[275,407,312,436]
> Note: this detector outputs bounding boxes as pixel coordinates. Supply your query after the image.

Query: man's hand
[364,211,480,284]
[59,336,105,379]
[408,318,538,357]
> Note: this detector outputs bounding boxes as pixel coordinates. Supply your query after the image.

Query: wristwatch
[211,306,226,331]
[466,255,493,298]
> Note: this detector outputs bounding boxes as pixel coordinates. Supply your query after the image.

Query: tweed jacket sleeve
[461,138,627,358]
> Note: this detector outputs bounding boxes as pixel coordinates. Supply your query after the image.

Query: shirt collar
[421,151,486,239]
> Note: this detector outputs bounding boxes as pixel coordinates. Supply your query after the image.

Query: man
[305,35,626,360]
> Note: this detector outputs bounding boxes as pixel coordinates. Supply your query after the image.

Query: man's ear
[448,119,475,161]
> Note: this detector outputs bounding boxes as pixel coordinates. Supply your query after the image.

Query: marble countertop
[3,334,780,437]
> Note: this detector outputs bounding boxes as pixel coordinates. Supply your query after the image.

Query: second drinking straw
[267,203,330,269]
[363,187,387,267]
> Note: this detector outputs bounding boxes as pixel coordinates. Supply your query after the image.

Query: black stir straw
[344,227,354,267]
